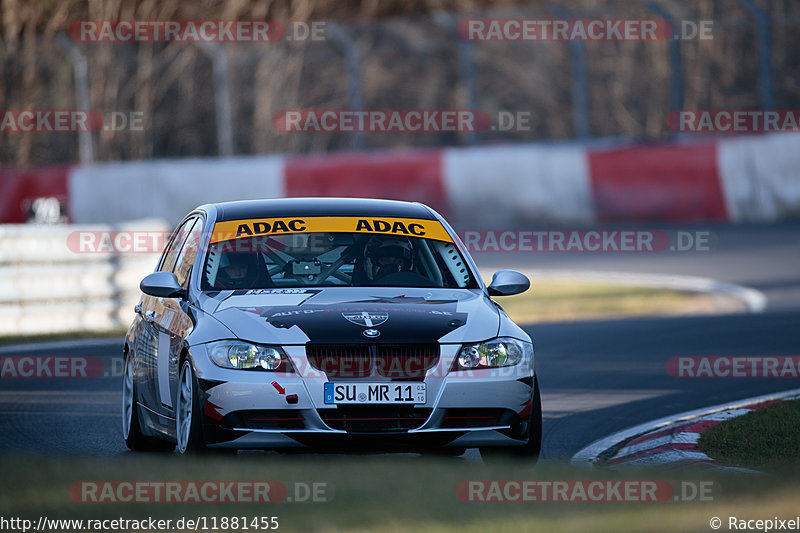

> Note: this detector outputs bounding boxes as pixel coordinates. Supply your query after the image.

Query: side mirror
[140,271,186,299]
[487,269,530,297]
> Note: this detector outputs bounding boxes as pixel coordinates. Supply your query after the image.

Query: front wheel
[480,376,542,463]
[176,359,205,454]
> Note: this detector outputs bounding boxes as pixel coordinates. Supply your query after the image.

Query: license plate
[324,382,426,405]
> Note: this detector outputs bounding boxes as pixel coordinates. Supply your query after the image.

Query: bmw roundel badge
[363,328,380,338]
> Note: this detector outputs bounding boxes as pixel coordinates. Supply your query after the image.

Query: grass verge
[0,454,798,533]
[494,281,732,324]
[698,399,800,471]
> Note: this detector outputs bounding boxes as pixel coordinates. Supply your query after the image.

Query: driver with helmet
[215,251,257,289]
[362,235,415,281]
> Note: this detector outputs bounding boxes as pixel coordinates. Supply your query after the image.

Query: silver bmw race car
[122,198,541,459]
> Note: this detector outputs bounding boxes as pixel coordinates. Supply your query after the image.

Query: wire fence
[1,0,798,167]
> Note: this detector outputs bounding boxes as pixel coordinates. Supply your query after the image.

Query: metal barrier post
[646,1,685,113]
[197,42,235,157]
[55,34,95,164]
[737,0,774,110]
[328,23,365,150]
[549,4,590,139]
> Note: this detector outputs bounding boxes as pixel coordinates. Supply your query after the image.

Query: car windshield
[201,231,478,290]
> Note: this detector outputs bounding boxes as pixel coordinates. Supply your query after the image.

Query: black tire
[480,375,542,463]
[122,352,175,452]
[176,359,206,454]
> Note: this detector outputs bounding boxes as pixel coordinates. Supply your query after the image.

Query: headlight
[208,341,291,371]
[453,337,527,370]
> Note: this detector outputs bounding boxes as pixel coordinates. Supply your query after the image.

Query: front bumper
[193,343,535,449]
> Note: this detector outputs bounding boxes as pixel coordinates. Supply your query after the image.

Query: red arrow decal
[271,381,286,395]
[203,400,224,421]
[517,398,532,419]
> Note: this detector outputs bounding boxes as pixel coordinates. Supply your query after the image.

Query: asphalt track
[0,222,798,461]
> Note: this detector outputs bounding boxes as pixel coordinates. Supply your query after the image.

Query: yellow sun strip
[210,216,453,244]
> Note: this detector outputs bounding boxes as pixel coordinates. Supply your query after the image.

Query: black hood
[198,287,500,344]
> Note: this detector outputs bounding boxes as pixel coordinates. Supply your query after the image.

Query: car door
[156,215,203,415]
[137,216,198,421]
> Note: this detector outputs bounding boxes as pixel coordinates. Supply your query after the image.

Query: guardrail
[0,220,167,336]
[3,133,799,226]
